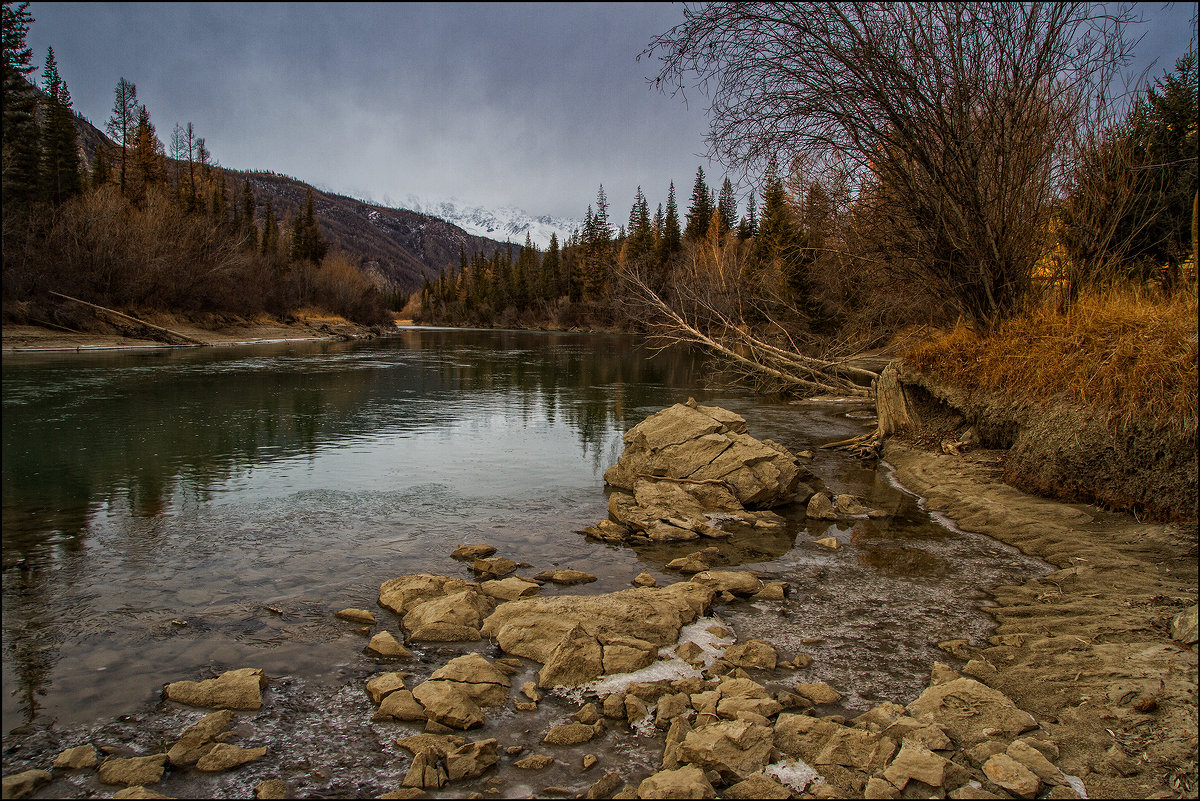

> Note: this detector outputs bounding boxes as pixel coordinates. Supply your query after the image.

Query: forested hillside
[1,2,516,329]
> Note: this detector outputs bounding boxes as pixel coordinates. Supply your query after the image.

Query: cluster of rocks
[572,662,1081,800]
[2,668,282,800]
[585,400,819,544]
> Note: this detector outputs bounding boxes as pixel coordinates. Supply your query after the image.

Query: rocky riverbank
[3,404,1194,799]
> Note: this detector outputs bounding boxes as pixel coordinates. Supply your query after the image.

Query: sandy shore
[884,441,1198,798]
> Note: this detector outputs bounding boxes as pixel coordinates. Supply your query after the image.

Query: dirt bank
[2,313,389,353]
[884,440,1198,798]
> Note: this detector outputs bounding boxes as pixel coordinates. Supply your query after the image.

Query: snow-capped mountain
[395,195,580,251]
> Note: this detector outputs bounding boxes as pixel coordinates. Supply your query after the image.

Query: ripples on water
[1,330,1048,797]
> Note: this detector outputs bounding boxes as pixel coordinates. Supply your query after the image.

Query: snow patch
[394,195,580,250]
[764,758,822,792]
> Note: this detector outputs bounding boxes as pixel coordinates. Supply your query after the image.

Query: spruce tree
[684,167,713,241]
[92,147,111,186]
[542,232,561,298]
[624,186,654,269]
[38,46,80,204]
[2,1,41,210]
[717,177,738,236]
[657,181,682,266]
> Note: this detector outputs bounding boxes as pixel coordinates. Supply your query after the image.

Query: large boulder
[679,717,775,781]
[595,401,814,543]
[905,677,1038,747]
[378,574,478,616]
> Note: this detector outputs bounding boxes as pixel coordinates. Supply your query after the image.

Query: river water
[1,329,1048,798]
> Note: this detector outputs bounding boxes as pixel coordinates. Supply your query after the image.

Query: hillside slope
[72,113,514,293]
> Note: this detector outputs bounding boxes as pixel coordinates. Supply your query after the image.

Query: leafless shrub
[646,2,1137,326]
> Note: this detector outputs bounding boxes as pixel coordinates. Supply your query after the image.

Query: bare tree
[645,2,1137,326]
[104,77,137,195]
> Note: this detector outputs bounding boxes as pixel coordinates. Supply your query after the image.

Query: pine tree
[737,192,758,240]
[717,177,738,236]
[2,1,41,209]
[105,77,137,195]
[38,46,80,204]
[290,187,327,263]
[684,166,713,241]
[755,156,804,300]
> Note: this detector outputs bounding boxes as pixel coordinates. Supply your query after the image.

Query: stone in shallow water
[451,543,497,561]
[534,569,597,585]
[690,570,763,596]
[1,770,52,799]
[335,607,376,624]
[637,765,716,799]
[368,630,412,657]
[165,667,265,710]
[167,709,235,766]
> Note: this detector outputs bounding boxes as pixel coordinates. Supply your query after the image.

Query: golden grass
[904,284,1199,435]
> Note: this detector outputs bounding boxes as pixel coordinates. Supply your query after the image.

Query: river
[1,328,1047,798]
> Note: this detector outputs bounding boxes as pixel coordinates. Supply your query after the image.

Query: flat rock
[335,608,376,624]
[403,589,493,639]
[411,680,485,729]
[794,681,842,705]
[430,653,511,687]
[374,690,428,722]
[515,754,555,769]
[471,556,518,579]
[379,573,478,615]
[534,569,597,585]
[905,677,1037,746]
[690,570,763,596]
[445,738,498,781]
[165,667,265,710]
[254,779,288,799]
[680,718,774,781]
[983,753,1041,798]
[368,630,412,657]
[724,639,778,669]
[395,733,468,757]
[167,709,235,766]
[451,543,497,561]
[882,741,949,789]
[366,672,409,704]
[195,743,267,772]
[112,788,173,800]
[636,765,716,799]
[98,754,168,786]
[54,744,99,769]
[480,583,715,687]
[543,722,597,745]
[813,536,840,549]
[2,770,52,799]
[725,772,793,799]
[480,576,541,601]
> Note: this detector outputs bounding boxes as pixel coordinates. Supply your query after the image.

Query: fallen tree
[622,269,877,400]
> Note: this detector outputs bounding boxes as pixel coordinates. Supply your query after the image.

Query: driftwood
[48,291,204,346]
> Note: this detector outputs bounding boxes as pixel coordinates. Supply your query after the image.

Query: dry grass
[904,284,1199,435]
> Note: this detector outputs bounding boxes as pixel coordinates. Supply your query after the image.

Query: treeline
[422,38,1196,345]
[1,2,389,326]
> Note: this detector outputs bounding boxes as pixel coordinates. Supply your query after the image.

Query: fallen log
[48,291,205,346]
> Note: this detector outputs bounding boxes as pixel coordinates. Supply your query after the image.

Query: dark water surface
[2,329,1047,797]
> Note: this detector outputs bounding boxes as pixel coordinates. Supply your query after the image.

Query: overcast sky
[25,2,1198,222]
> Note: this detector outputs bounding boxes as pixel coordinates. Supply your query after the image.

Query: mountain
[396,196,581,251]
[71,113,515,294]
